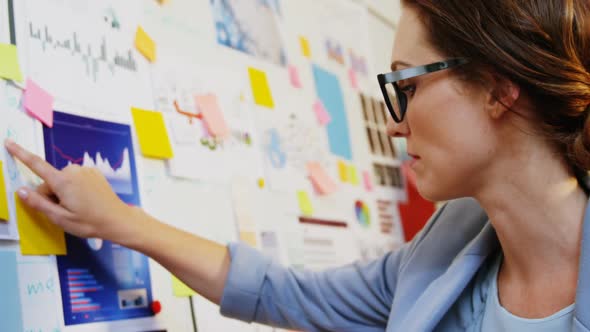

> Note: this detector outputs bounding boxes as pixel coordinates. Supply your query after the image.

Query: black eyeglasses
[377,58,469,123]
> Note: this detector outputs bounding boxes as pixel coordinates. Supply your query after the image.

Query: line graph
[52,145,132,195]
[28,22,137,82]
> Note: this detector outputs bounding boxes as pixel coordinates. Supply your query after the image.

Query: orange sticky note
[248,67,275,109]
[297,191,314,216]
[24,79,54,127]
[288,65,302,88]
[135,26,156,62]
[338,160,349,182]
[306,162,337,195]
[195,94,230,139]
[363,171,373,191]
[131,107,174,159]
[0,161,9,221]
[0,43,23,82]
[15,193,66,255]
[349,68,359,90]
[313,100,331,126]
[299,36,311,58]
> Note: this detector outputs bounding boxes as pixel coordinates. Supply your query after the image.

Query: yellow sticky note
[135,26,156,62]
[15,193,66,255]
[297,191,314,216]
[0,161,9,221]
[349,165,360,186]
[239,231,258,247]
[172,275,196,297]
[299,36,311,58]
[0,43,23,82]
[248,67,275,109]
[131,107,174,159]
[338,160,349,182]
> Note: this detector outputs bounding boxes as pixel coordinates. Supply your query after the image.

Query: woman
[6,0,590,331]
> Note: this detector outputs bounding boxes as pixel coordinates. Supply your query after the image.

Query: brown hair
[402,0,590,176]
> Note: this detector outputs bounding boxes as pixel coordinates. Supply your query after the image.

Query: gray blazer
[220,198,590,331]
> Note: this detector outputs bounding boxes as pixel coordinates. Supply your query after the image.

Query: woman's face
[387,7,499,201]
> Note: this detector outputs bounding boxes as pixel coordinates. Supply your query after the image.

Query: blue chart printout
[43,111,153,326]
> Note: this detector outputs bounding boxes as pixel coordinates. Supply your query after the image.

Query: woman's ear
[485,76,521,119]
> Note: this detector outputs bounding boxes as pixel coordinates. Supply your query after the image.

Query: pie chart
[355,200,371,228]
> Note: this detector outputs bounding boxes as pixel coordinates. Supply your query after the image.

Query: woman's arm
[5,140,230,304]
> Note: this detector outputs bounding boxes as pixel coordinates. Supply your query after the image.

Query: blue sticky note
[0,251,24,332]
[312,65,352,160]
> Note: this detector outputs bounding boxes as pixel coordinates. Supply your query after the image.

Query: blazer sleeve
[219,205,448,332]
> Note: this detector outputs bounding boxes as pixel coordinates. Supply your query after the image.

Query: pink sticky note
[363,171,373,192]
[288,65,302,88]
[195,94,230,139]
[349,68,359,90]
[24,79,54,127]
[313,100,331,126]
[307,162,337,195]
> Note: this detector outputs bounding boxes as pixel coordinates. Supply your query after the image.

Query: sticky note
[299,36,311,58]
[363,171,373,191]
[0,43,23,82]
[131,107,174,159]
[0,161,9,221]
[288,65,302,88]
[297,191,313,216]
[135,26,156,62]
[248,67,275,109]
[15,193,66,255]
[0,251,23,332]
[172,275,195,297]
[239,231,258,247]
[349,165,360,185]
[349,68,359,90]
[338,160,349,182]
[307,162,337,195]
[195,94,230,139]
[313,100,331,126]
[24,79,54,127]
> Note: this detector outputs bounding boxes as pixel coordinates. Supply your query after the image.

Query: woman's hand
[5,139,136,242]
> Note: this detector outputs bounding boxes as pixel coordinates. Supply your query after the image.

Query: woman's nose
[386,116,410,137]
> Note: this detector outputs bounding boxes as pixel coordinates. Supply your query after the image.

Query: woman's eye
[400,85,416,96]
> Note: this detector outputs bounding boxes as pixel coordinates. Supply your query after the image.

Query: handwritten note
[195,94,230,139]
[313,100,331,126]
[24,79,54,127]
[0,161,9,221]
[248,67,275,109]
[288,65,302,88]
[135,26,156,62]
[0,43,23,82]
[299,36,311,58]
[307,162,337,195]
[15,194,66,255]
[131,107,174,159]
[297,191,314,216]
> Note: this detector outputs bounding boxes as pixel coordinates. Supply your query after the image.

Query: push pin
[258,178,265,189]
[151,300,162,314]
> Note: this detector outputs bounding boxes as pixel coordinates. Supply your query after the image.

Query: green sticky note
[297,191,314,216]
[0,43,23,82]
[172,275,195,297]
